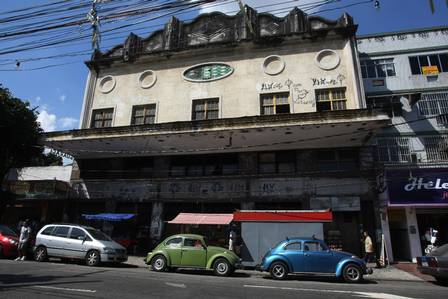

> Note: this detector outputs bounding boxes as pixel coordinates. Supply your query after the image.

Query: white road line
[243,285,419,299]
[33,285,97,293]
[165,282,186,288]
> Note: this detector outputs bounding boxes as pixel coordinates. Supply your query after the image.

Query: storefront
[381,168,448,262]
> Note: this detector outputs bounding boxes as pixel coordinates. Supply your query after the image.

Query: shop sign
[422,65,439,75]
[386,169,448,206]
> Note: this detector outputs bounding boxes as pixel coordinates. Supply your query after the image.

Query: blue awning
[82,213,135,221]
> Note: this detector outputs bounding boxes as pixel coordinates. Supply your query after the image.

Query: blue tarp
[82,213,135,222]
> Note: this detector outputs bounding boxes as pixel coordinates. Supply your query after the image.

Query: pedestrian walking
[362,231,375,263]
[15,219,31,261]
[228,225,237,251]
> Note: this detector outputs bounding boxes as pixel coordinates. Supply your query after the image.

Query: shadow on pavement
[0,273,101,291]
[262,275,378,284]
[170,269,250,278]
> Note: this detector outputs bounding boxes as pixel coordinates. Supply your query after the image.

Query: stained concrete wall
[83,37,362,128]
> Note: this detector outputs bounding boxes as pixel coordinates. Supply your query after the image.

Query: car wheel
[270,261,288,280]
[151,255,167,272]
[213,258,232,277]
[343,264,363,283]
[34,246,48,262]
[85,250,101,267]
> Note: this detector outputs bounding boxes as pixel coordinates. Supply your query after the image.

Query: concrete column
[103,200,116,236]
[405,207,422,262]
[379,209,394,263]
[150,202,164,241]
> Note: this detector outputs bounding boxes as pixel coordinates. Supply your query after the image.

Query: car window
[41,226,55,236]
[184,238,204,248]
[86,229,112,241]
[285,242,302,251]
[0,225,18,237]
[166,237,182,247]
[53,226,70,238]
[70,228,86,240]
[304,242,325,252]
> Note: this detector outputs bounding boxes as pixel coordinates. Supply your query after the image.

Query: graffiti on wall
[311,74,345,87]
[257,79,312,106]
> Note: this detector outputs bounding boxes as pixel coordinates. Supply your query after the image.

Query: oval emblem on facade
[183,63,233,82]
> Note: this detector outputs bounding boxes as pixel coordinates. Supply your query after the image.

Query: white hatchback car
[34,224,127,266]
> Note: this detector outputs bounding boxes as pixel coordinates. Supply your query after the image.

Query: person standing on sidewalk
[363,231,375,263]
[15,219,31,261]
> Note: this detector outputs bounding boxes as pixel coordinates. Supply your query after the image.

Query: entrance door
[181,238,206,267]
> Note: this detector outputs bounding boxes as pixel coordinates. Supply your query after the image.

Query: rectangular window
[169,154,238,177]
[416,92,448,116]
[366,96,403,118]
[409,53,448,75]
[360,58,396,78]
[315,148,358,171]
[258,151,296,174]
[260,92,290,115]
[91,108,113,128]
[423,136,448,162]
[131,104,156,125]
[316,88,347,112]
[192,98,219,120]
[375,138,411,163]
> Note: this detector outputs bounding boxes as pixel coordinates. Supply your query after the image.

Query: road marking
[33,286,97,293]
[243,285,418,299]
[165,282,186,288]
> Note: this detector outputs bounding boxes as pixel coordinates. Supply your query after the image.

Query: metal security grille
[417,91,448,116]
[375,137,411,163]
[423,136,448,162]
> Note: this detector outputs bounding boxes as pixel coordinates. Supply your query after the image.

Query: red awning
[167,213,234,225]
[233,210,332,222]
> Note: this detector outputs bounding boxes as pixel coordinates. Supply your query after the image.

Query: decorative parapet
[88,5,356,67]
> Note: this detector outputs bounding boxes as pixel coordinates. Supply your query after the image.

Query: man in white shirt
[15,219,31,261]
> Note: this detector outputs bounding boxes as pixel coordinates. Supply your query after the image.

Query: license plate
[422,261,428,267]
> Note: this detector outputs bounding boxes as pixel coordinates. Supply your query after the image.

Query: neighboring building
[358,26,448,262]
[2,166,72,225]
[43,6,388,254]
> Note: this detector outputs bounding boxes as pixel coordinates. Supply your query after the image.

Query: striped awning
[167,213,233,225]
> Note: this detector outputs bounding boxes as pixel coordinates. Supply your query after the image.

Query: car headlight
[103,247,115,254]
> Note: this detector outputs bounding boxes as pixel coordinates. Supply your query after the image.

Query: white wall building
[358,26,448,262]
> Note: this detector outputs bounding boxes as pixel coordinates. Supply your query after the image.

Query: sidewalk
[125,256,424,281]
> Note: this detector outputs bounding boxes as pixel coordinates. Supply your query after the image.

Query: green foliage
[0,85,43,183]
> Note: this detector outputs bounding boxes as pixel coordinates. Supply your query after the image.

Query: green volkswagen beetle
[145,234,241,276]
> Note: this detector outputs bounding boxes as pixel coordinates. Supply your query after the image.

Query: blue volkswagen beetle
[256,237,372,283]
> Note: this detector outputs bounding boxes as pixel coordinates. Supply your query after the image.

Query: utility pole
[87,0,105,51]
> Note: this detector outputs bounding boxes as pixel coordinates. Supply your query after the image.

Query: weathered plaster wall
[85,37,362,128]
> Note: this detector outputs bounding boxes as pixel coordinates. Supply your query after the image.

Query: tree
[0,85,44,217]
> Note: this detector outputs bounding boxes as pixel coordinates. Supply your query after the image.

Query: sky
[0,0,447,134]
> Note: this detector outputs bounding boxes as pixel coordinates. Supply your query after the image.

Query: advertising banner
[386,169,448,206]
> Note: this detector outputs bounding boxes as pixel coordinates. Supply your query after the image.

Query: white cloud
[199,0,316,16]
[59,117,78,129]
[37,110,57,132]
[35,96,41,103]
[59,94,66,102]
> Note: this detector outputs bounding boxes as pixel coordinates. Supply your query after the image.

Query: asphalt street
[0,259,447,299]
